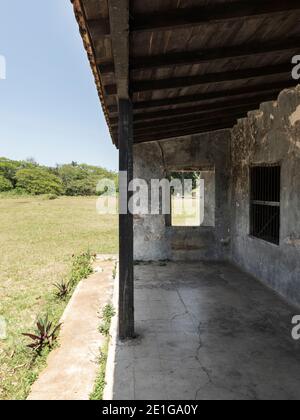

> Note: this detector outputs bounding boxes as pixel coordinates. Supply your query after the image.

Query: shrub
[15,168,64,195]
[0,175,13,192]
[64,178,97,196]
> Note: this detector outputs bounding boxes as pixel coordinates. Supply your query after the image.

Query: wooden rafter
[130,38,300,71]
[98,38,300,74]
[109,93,277,126]
[131,0,300,32]
[132,105,264,131]
[133,110,248,134]
[134,122,236,143]
[108,0,129,99]
[105,63,292,95]
[126,81,295,112]
[131,63,292,93]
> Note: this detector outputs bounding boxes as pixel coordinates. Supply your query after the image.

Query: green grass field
[0,196,118,400]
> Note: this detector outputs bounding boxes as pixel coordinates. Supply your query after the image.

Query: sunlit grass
[0,196,118,400]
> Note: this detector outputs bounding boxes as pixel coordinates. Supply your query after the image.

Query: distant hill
[0,157,118,196]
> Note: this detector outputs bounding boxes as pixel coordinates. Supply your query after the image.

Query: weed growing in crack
[90,303,116,400]
[99,304,116,337]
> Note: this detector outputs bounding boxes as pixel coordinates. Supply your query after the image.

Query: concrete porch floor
[109,262,300,400]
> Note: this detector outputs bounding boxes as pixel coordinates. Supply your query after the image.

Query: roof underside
[72,0,300,146]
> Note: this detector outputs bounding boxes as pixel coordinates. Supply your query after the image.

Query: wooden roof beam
[131,38,300,71]
[134,122,236,143]
[131,0,300,33]
[134,94,275,123]
[98,38,300,74]
[108,0,129,99]
[131,104,267,130]
[130,63,292,93]
[133,109,250,134]
[109,95,274,127]
[129,80,295,111]
[87,18,110,37]
[105,63,292,95]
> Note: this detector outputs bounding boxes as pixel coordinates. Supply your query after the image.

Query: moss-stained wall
[231,86,300,307]
[133,131,231,261]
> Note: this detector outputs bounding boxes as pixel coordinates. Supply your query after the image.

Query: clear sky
[0,0,118,171]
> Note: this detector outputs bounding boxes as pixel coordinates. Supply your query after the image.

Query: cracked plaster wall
[133,132,231,261]
[231,85,300,307]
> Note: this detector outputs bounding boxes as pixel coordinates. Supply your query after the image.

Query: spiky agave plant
[53,280,69,299]
[23,315,61,352]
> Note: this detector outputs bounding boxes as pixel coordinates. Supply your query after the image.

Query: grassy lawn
[0,196,118,400]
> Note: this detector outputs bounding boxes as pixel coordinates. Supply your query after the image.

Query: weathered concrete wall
[133,142,169,261]
[133,131,231,261]
[201,170,216,227]
[231,86,300,307]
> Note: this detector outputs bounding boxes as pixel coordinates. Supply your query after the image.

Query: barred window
[250,165,280,245]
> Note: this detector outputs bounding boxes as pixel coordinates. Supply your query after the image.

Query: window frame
[249,163,281,246]
[167,168,216,228]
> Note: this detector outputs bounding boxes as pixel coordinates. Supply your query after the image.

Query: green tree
[15,168,64,195]
[57,164,118,196]
[170,171,200,190]
[0,157,118,197]
[0,175,13,192]
[0,157,37,187]
[0,158,21,187]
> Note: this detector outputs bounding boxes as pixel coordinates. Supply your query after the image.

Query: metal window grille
[250,165,280,245]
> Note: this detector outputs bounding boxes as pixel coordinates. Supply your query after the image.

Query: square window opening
[170,170,215,227]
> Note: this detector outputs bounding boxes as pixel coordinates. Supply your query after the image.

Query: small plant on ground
[52,250,93,300]
[99,304,116,336]
[53,280,70,300]
[90,303,115,400]
[22,315,61,353]
[68,251,93,290]
[89,341,109,401]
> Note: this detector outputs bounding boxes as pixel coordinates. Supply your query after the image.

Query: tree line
[0,157,118,197]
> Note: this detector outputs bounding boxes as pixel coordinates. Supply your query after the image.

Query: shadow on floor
[111,261,300,400]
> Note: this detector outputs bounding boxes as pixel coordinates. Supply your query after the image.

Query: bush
[15,168,64,195]
[0,175,13,192]
[64,178,97,196]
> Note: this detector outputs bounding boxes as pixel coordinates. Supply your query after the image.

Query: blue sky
[0,0,118,171]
